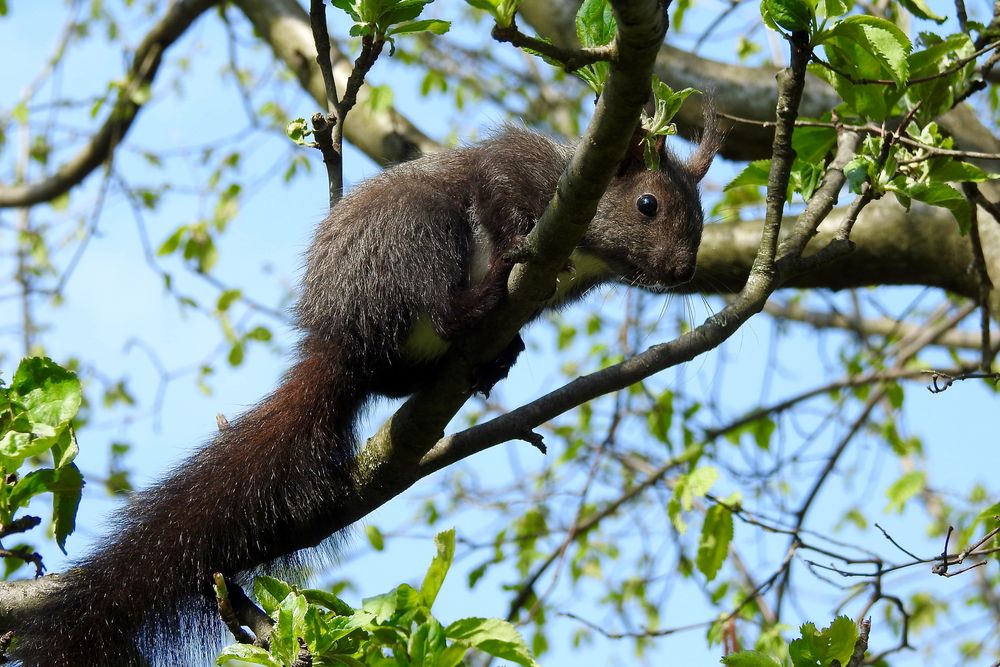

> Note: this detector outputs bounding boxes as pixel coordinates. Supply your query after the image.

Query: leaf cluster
[216,530,539,667]
[330,0,450,43]
[724,616,859,667]
[0,358,84,558]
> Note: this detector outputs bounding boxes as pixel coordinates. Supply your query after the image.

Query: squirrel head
[584,104,721,291]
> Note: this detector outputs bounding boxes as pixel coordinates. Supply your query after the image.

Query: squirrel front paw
[471,333,526,398]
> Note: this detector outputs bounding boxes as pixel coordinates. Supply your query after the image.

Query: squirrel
[10,111,720,667]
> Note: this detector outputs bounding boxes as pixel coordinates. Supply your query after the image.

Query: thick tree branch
[0,0,219,208]
[761,300,990,350]
[684,200,979,298]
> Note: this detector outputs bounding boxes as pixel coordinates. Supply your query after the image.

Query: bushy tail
[12,342,363,667]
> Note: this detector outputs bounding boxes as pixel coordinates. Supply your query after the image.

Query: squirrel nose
[673,262,696,284]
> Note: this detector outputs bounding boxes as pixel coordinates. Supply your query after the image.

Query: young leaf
[421,528,456,608]
[386,18,451,36]
[788,616,858,667]
[254,576,293,615]
[898,0,945,22]
[365,524,385,551]
[576,0,616,47]
[301,588,356,616]
[722,651,782,667]
[215,643,282,666]
[52,464,83,552]
[444,617,540,667]
[885,470,927,513]
[887,180,970,233]
[272,592,308,664]
[762,0,813,32]
[362,589,398,622]
[830,16,912,85]
[696,503,733,581]
[0,358,82,469]
[725,160,771,190]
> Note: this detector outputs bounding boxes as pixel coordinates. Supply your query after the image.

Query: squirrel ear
[687,98,723,182]
[617,127,651,175]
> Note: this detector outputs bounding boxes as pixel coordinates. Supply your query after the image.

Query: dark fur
[12,117,719,667]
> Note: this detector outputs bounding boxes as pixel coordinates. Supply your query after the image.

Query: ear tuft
[687,97,723,182]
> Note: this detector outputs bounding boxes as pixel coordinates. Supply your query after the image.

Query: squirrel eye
[636,194,658,217]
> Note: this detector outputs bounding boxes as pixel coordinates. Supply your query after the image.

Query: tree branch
[233,0,440,163]
[311,0,670,533]
[0,0,220,208]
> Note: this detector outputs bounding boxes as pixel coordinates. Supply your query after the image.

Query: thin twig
[963,183,995,371]
[492,20,614,72]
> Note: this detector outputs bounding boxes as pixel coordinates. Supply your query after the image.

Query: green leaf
[726,159,771,190]
[888,180,970,233]
[927,159,992,183]
[444,617,539,667]
[668,466,718,534]
[792,123,838,163]
[301,588,355,615]
[245,326,273,343]
[789,616,858,667]
[365,524,385,551]
[646,390,674,444]
[437,642,470,667]
[386,18,451,36]
[0,358,82,469]
[10,358,81,433]
[254,576,293,615]
[11,102,28,124]
[973,502,1000,528]
[318,609,375,644]
[380,0,430,26]
[216,289,241,312]
[330,0,361,22]
[696,503,733,581]
[216,643,282,666]
[642,80,698,138]
[576,0,616,47]
[885,470,926,513]
[362,589,398,623]
[53,465,83,552]
[906,34,974,120]
[762,0,813,31]
[286,118,311,146]
[898,0,945,22]
[272,592,308,664]
[831,16,912,85]
[816,0,848,18]
[722,651,783,667]
[464,0,501,21]
[420,528,455,608]
[157,227,185,257]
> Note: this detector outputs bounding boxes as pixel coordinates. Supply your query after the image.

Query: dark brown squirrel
[11,111,720,667]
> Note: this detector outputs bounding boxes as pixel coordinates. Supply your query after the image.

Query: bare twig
[963,184,995,371]
[845,617,871,667]
[308,0,340,113]
[492,20,614,72]
[926,369,1000,393]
